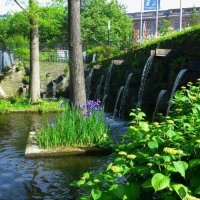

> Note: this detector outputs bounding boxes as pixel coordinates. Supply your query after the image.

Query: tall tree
[80,0,132,46]
[29,0,40,103]
[189,8,200,26]
[68,0,86,107]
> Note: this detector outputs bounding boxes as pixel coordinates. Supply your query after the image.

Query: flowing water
[95,75,104,101]
[119,73,133,118]
[166,69,188,115]
[112,86,124,119]
[103,63,113,98]
[0,113,127,199]
[136,55,154,108]
[152,90,168,121]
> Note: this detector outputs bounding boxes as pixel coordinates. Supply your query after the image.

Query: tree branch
[13,0,28,13]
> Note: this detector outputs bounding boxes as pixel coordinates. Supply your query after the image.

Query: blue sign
[144,0,160,10]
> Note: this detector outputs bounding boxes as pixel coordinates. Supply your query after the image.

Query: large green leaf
[148,141,158,151]
[173,161,188,178]
[166,130,176,139]
[124,182,140,200]
[82,172,90,179]
[172,183,188,199]
[151,173,170,191]
[91,189,102,200]
[195,187,200,195]
[189,159,200,168]
[139,121,150,132]
[109,184,125,199]
[142,178,152,189]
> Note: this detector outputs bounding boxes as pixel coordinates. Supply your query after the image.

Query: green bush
[86,45,123,62]
[23,75,29,85]
[15,62,25,72]
[73,79,200,200]
[14,48,30,61]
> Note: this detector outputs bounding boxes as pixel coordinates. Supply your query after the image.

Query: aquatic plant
[35,100,110,148]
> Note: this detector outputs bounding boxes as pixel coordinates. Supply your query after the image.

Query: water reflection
[0,113,108,200]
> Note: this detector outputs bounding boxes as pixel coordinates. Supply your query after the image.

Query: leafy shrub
[86,45,123,62]
[23,75,29,85]
[73,79,200,200]
[14,48,30,61]
[15,62,25,72]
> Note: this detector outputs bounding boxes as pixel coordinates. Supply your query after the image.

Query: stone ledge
[112,60,129,66]
[25,132,111,158]
[155,49,172,57]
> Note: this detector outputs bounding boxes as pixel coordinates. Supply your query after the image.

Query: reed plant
[35,100,109,148]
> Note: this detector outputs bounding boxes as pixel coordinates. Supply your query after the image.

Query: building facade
[128,7,200,41]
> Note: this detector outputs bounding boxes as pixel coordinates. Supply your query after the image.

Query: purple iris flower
[49,120,55,126]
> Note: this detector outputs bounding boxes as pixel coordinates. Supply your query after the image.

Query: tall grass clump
[35,100,110,148]
[73,79,200,200]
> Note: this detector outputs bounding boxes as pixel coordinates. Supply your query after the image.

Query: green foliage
[23,75,30,85]
[158,19,172,35]
[132,25,200,51]
[39,51,57,62]
[15,62,25,72]
[81,0,133,48]
[1,1,132,51]
[73,79,200,200]
[0,98,64,113]
[86,45,123,62]
[14,48,30,60]
[189,8,200,26]
[35,102,110,148]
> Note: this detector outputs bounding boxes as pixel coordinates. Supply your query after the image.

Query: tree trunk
[29,0,40,103]
[68,0,87,107]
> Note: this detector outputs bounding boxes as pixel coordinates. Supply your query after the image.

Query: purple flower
[49,120,55,126]
[77,102,82,109]
[83,114,88,119]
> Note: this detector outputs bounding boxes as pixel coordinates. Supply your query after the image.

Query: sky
[1,0,200,15]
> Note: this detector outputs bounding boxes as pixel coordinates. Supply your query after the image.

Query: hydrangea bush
[72,79,200,200]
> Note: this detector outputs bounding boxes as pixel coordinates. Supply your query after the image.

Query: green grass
[35,103,110,148]
[0,97,64,113]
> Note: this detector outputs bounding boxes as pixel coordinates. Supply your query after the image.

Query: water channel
[0,113,127,199]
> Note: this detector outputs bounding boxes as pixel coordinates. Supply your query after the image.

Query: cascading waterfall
[136,55,154,108]
[166,68,188,115]
[112,86,124,119]
[95,75,104,101]
[101,95,108,110]
[119,73,133,118]
[152,90,168,121]
[85,68,94,99]
[103,63,113,97]
[102,63,113,106]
